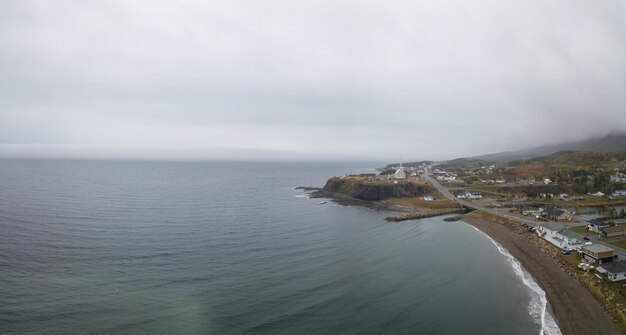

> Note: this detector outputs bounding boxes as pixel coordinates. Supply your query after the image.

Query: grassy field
[608,240,626,250]
[568,226,590,234]
[530,198,626,208]
[388,189,458,210]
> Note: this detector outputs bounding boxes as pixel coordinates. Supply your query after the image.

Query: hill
[449,131,626,165]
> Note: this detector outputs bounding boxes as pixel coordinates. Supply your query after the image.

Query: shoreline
[461,215,624,335]
[308,189,464,221]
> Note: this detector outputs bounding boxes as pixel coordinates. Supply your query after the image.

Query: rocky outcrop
[318,177,432,201]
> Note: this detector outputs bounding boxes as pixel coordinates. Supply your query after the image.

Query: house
[536,223,583,250]
[436,175,457,182]
[544,178,553,185]
[589,191,605,197]
[586,219,609,233]
[599,225,625,238]
[423,196,434,201]
[611,190,626,199]
[543,208,573,221]
[610,176,626,183]
[580,244,617,264]
[457,192,483,200]
[596,262,626,281]
[522,207,543,218]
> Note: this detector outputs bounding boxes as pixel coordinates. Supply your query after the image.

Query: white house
[457,192,483,200]
[596,262,626,282]
[610,176,626,183]
[587,221,609,233]
[423,196,434,201]
[536,223,583,250]
[544,178,553,184]
[588,191,605,197]
[612,190,626,198]
[436,175,457,182]
[522,208,544,218]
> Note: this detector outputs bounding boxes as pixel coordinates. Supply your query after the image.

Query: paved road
[423,173,541,228]
[423,173,626,259]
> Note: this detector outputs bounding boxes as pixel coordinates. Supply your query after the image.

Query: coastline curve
[471,226,562,335]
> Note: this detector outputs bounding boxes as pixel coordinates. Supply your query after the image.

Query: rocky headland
[303,176,462,221]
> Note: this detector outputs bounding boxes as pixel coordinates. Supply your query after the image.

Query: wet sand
[462,215,624,335]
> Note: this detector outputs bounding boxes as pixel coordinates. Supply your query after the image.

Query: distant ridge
[448,131,626,164]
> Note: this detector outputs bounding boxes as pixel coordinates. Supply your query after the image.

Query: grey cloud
[1,0,625,161]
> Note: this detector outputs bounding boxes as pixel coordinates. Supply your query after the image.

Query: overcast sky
[1,1,625,161]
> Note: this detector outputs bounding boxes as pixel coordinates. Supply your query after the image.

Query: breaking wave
[471,227,562,335]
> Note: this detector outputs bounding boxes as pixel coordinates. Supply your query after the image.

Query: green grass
[609,240,626,250]
[389,189,458,210]
[568,226,590,234]
[531,198,626,208]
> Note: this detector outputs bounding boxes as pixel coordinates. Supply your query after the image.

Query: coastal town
[399,156,626,276]
[312,150,626,331]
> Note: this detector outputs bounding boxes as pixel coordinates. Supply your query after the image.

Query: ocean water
[0,160,558,334]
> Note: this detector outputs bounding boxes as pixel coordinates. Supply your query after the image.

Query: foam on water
[471,227,562,335]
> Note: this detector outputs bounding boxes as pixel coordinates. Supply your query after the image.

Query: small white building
[586,221,609,233]
[544,178,552,185]
[596,262,626,281]
[536,223,583,250]
[423,196,434,201]
[457,192,483,200]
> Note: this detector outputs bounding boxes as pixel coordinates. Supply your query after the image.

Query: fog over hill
[448,131,626,164]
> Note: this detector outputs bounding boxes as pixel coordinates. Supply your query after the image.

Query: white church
[394,155,407,179]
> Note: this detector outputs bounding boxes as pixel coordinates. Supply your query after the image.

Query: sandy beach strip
[462,215,624,335]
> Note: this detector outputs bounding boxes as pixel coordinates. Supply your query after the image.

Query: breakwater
[385,208,464,222]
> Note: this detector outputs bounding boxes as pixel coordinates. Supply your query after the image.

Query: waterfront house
[580,244,617,264]
[599,225,626,238]
[596,262,626,282]
[536,223,583,250]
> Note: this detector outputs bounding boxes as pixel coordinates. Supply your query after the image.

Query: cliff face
[322,177,431,201]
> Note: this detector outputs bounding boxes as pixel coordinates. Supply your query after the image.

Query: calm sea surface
[1,160,551,334]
